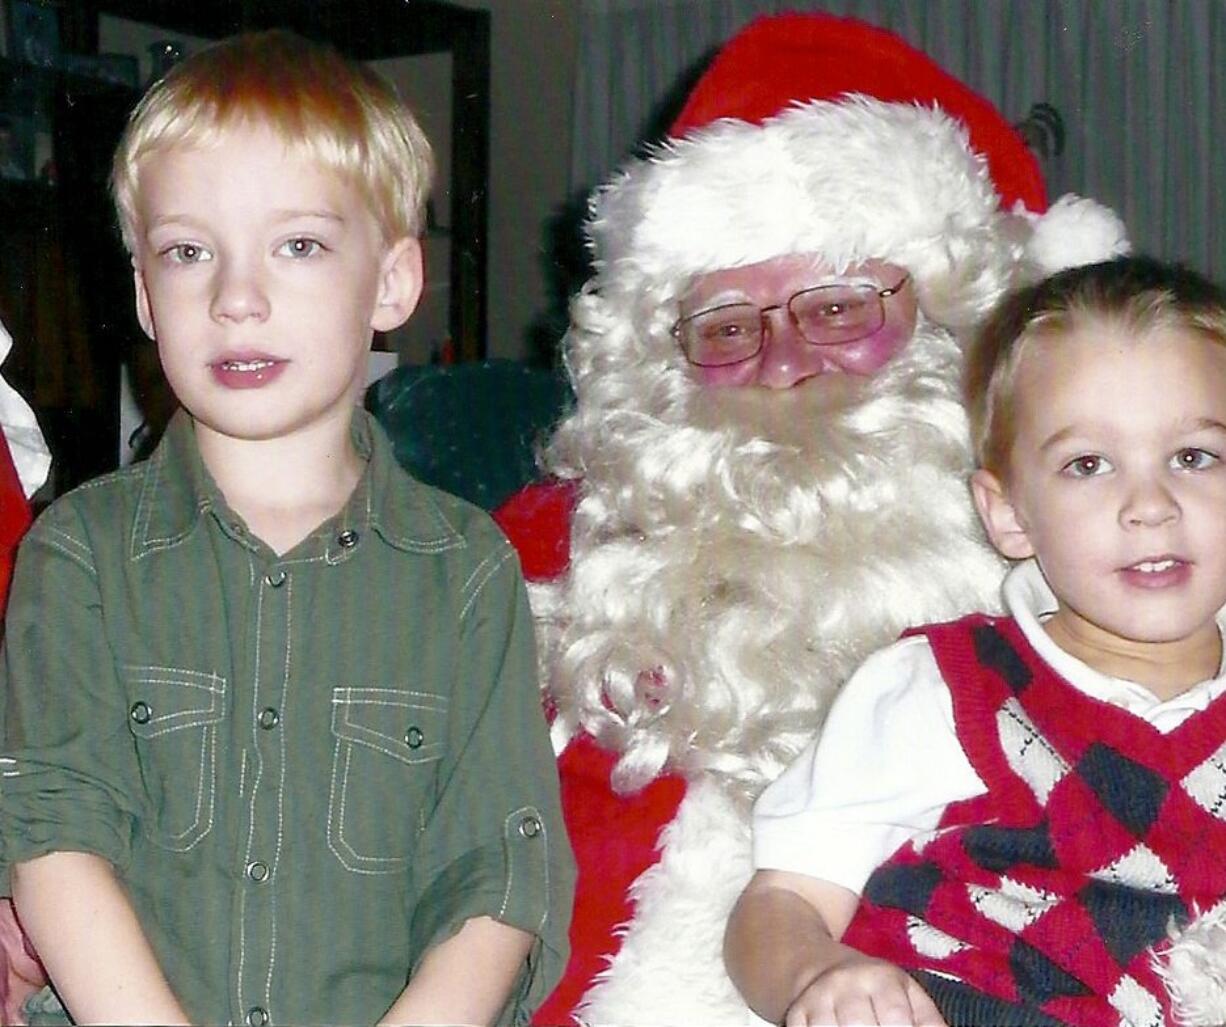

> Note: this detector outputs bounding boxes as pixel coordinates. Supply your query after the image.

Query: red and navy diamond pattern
[842,615,1226,1027]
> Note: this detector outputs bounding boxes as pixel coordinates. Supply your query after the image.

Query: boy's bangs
[113,32,432,251]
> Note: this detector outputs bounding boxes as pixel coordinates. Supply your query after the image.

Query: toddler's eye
[164,242,211,264]
[1172,447,1219,471]
[279,237,322,258]
[1062,454,1111,478]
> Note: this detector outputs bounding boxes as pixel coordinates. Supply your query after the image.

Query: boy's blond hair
[965,255,1226,480]
[111,29,434,254]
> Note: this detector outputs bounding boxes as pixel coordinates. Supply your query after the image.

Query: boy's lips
[210,354,288,389]
[1117,554,1191,589]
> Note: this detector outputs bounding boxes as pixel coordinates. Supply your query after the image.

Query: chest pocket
[328,687,448,874]
[124,665,227,852]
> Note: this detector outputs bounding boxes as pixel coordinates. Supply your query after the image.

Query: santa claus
[493,12,1131,1026]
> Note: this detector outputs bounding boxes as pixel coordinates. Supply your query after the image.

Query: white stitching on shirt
[265,573,292,1006]
[330,688,447,708]
[460,548,514,622]
[237,582,266,1017]
[40,534,97,576]
[499,805,551,932]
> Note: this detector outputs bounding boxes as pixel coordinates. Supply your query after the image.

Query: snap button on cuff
[129,701,152,725]
[518,815,542,839]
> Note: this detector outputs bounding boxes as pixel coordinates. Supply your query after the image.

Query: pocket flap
[331,687,448,765]
[124,665,226,738]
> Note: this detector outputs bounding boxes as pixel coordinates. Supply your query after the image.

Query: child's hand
[784,950,947,1027]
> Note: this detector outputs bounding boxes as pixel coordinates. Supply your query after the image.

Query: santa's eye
[705,321,752,340]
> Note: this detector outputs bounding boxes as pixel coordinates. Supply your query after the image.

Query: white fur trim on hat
[590,96,1003,284]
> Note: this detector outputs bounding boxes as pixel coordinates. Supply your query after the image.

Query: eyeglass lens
[680,283,889,368]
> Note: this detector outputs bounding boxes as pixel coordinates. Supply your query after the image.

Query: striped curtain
[570,0,1226,277]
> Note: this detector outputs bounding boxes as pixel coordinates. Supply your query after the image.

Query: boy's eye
[1172,447,1219,471]
[164,242,212,264]
[279,237,323,258]
[1062,454,1112,478]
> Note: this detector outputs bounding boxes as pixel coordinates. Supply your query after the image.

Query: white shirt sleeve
[752,634,986,895]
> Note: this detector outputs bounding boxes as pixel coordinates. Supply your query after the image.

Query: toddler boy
[726,256,1226,1026]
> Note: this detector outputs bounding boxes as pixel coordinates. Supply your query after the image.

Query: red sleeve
[493,480,578,582]
[0,429,32,610]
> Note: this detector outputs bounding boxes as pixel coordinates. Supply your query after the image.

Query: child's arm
[12,851,191,1025]
[724,868,946,1027]
[377,915,532,1026]
[400,532,573,1024]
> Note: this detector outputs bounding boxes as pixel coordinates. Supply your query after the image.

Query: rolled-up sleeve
[409,541,574,1025]
[0,506,140,889]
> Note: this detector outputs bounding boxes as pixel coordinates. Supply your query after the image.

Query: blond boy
[0,31,572,1026]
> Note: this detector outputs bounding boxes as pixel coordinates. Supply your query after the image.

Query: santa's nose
[754,308,827,389]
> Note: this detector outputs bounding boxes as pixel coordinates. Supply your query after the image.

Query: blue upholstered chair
[365,359,572,511]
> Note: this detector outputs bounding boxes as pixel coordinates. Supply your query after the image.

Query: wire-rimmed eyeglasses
[672,274,910,368]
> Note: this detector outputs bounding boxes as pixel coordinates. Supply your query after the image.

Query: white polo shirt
[752,559,1226,895]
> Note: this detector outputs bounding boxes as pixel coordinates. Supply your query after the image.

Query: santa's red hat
[671,12,1047,213]
[586,13,1126,317]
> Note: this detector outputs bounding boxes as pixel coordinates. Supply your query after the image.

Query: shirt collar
[1003,557,1226,712]
[130,407,465,560]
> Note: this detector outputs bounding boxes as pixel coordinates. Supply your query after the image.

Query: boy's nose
[754,307,825,390]
[1119,479,1180,529]
[210,265,270,323]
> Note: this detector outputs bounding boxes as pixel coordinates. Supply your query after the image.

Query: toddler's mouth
[1131,558,1180,574]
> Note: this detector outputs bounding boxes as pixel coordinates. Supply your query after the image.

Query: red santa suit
[494,13,1130,1026]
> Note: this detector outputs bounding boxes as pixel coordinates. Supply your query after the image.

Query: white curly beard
[538,315,1007,801]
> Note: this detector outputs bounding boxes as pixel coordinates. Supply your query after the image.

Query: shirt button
[518,815,542,839]
[129,701,152,725]
[258,707,279,730]
[404,725,424,749]
[264,569,287,588]
[246,1006,269,1027]
[246,860,270,883]
[336,529,359,549]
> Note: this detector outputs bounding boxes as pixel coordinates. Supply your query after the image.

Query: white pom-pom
[1153,903,1226,1026]
[1024,193,1130,274]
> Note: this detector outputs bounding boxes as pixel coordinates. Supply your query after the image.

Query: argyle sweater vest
[841,614,1226,1027]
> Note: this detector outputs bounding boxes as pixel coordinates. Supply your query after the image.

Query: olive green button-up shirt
[0,410,573,1026]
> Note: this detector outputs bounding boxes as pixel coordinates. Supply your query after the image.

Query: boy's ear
[970,469,1035,561]
[133,266,156,342]
[370,237,424,334]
